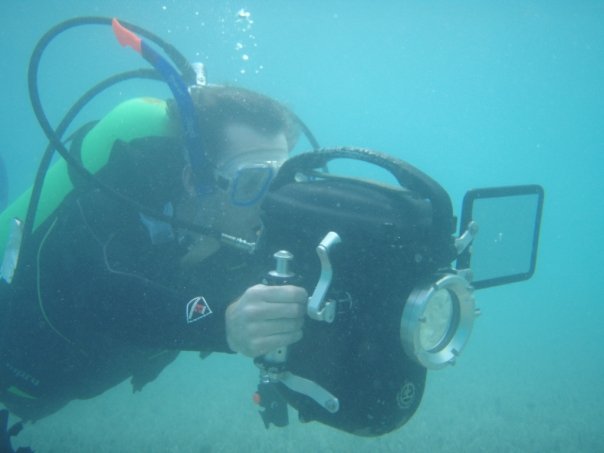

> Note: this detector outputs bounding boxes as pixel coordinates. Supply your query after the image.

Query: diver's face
[209,123,289,242]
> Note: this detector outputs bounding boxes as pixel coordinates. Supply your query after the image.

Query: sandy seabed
[7,345,602,453]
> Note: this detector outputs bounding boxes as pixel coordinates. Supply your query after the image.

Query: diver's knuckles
[282,304,306,320]
[240,301,268,320]
[295,304,307,316]
[257,284,308,303]
[243,284,266,300]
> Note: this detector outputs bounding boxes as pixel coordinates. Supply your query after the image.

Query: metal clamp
[454,220,479,255]
[280,371,340,413]
[307,231,341,323]
[261,369,339,414]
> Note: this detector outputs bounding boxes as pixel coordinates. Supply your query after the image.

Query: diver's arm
[40,189,232,353]
[43,186,307,357]
[75,267,233,352]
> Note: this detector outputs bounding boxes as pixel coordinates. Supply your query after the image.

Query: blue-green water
[2,1,603,451]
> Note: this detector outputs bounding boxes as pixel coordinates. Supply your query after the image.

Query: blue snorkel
[112,19,213,193]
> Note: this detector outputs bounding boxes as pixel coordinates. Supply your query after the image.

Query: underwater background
[2,1,603,451]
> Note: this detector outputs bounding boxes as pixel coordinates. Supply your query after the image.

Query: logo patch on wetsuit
[186,296,213,323]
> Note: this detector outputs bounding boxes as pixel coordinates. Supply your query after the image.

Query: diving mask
[215,149,287,207]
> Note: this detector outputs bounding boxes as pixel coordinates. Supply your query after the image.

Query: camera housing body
[258,148,544,436]
[259,148,458,435]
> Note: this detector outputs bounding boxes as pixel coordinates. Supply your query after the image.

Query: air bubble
[237,8,251,19]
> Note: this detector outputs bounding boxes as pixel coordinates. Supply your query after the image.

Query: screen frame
[457,184,544,289]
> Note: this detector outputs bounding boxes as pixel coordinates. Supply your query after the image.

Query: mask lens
[231,165,275,206]
[216,149,286,207]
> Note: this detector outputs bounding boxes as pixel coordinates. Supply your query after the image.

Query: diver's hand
[225,284,307,358]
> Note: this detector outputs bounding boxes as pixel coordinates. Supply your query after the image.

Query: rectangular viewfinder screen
[459,186,543,289]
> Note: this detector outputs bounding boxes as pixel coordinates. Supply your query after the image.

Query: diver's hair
[169,85,299,166]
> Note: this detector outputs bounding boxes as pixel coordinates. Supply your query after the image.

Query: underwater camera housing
[257,148,543,436]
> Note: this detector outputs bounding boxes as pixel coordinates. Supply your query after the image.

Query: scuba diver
[0,16,544,443]
[0,82,307,421]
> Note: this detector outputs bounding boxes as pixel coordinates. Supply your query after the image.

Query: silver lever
[455,220,479,255]
[280,372,340,413]
[307,231,341,323]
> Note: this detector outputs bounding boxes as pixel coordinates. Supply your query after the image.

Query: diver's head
[173,85,299,243]
[188,85,299,161]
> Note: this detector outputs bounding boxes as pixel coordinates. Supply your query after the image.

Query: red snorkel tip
[112,18,142,53]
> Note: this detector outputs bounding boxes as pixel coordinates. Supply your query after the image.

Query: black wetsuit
[0,136,262,421]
